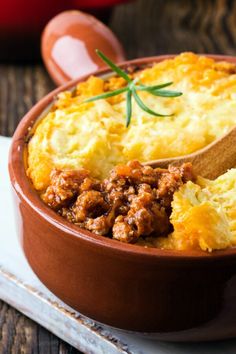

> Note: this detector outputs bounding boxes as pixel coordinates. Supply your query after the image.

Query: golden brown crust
[27,52,236,191]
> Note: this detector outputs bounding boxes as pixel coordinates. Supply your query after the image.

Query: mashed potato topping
[27,52,236,191]
[157,169,236,252]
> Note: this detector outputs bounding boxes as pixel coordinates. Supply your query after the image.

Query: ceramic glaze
[8,55,236,340]
[41,10,126,85]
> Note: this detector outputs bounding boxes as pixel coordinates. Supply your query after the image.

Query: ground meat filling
[42,161,195,243]
[41,169,90,210]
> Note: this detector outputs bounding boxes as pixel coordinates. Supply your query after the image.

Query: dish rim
[9,53,236,260]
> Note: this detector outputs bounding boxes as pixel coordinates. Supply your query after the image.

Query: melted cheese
[27,52,236,191]
[157,169,236,252]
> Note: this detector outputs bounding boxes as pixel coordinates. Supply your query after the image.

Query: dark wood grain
[1,0,236,352]
[0,64,54,137]
[111,0,236,58]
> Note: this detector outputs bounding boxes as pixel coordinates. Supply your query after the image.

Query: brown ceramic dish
[9,54,236,341]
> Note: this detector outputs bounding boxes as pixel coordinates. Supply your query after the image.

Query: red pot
[0,0,131,61]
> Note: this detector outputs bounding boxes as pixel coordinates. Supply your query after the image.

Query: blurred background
[1,0,236,62]
[0,0,129,62]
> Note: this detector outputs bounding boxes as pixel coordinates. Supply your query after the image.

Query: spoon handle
[191,127,236,179]
[146,127,236,179]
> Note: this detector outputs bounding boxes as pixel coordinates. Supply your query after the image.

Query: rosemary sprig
[132,89,169,117]
[126,90,132,127]
[85,87,128,103]
[84,50,182,127]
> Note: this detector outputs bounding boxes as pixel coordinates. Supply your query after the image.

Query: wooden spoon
[146,126,236,179]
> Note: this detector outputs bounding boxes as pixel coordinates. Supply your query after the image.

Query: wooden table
[1,0,236,352]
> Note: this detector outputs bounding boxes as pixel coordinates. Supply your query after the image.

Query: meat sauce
[42,161,195,244]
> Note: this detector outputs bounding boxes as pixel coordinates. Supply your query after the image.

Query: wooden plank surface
[1,0,236,352]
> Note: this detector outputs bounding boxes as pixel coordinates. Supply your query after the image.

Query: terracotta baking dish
[9,54,236,341]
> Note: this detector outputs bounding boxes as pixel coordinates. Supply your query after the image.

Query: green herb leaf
[126,90,132,127]
[148,90,183,97]
[136,82,173,91]
[132,89,171,117]
[84,87,128,103]
[83,50,183,127]
[96,49,131,83]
